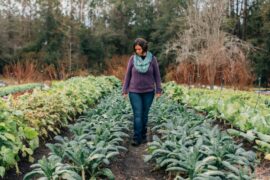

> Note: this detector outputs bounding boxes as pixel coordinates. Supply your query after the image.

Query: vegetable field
[0,76,269,179]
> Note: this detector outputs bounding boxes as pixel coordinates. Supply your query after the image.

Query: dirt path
[110,131,167,180]
[110,143,166,180]
[255,160,270,180]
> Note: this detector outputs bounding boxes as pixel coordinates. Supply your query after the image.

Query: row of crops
[164,82,270,154]
[145,94,257,179]
[0,76,119,178]
[24,90,132,180]
[0,83,43,97]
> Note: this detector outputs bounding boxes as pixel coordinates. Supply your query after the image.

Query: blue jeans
[129,91,155,143]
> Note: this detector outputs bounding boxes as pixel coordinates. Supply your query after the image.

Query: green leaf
[200,170,225,177]
[24,127,38,140]
[98,168,115,180]
[106,152,119,159]
[29,138,39,150]
[88,154,105,161]
[227,129,241,137]
[1,147,16,165]
[256,140,270,152]
[23,146,33,156]
[4,133,15,142]
[61,170,82,180]
[256,131,270,143]
[160,158,180,167]
[143,155,153,162]
[0,166,5,178]
[23,170,42,180]
[152,149,171,156]
[222,161,239,174]
[166,166,187,172]
[196,156,217,171]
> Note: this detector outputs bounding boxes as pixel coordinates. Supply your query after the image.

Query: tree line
[0,0,269,87]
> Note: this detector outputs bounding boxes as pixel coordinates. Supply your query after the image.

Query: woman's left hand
[156,93,161,98]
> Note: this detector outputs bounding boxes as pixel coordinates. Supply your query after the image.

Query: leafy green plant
[0,99,39,178]
[23,156,81,180]
[163,82,270,154]
[1,76,119,178]
[24,89,132,180]
[145,95,257,179]
[0,83,42,97]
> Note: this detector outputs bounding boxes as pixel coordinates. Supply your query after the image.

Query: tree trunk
[80,0,84,23]
[242,0,248,40]
[230,0,235,17]
[236,0,239,15]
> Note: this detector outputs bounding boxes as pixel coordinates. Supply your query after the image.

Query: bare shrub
[104,55,130,82]
[42,64,58,80]
[166,0,254,89]
[3,60,42,83]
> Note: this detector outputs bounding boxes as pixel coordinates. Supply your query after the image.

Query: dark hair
[133,38,148,53]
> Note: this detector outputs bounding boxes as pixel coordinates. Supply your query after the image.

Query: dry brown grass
[3,60,43,83]
[3,59,90,83]
[165,59,254,89]
[104,55,130,82]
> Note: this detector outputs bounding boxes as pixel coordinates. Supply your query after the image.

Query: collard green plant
[146,95,257,179]
[23,156,81,180]
[1,76,119,178]
[24,89,132,180]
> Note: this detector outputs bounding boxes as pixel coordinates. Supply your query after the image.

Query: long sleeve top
[122,55,162,94]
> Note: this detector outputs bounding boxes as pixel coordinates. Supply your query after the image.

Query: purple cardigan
[122,55,162,94]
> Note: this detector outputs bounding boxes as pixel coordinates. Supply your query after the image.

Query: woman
[122,38,162,146]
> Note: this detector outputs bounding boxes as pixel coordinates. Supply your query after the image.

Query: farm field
[1,0,270,179]
[1,76,270,179]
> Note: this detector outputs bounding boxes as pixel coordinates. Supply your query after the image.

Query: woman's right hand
[155,93,161,98]
[123,93,128,99]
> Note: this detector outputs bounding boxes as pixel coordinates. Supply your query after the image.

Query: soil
[256,159,270,180]
[109,131,167,180]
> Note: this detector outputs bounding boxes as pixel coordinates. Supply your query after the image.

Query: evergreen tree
[247,0,270,86]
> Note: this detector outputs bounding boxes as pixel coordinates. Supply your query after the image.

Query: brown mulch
[255,159,270,180]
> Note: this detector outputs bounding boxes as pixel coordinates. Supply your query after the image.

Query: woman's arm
[122,56,133,94]
[153,57,162,94]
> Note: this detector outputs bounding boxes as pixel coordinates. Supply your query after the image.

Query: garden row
[145,93,257,179]
[163,82,270,153]
[0,76,119,178]
[24,90,132,180]
[0,83,43,97]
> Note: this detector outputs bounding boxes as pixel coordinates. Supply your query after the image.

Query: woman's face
[135,45,144,56]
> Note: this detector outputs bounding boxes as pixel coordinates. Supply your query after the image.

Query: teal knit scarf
[133,51,153,73]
